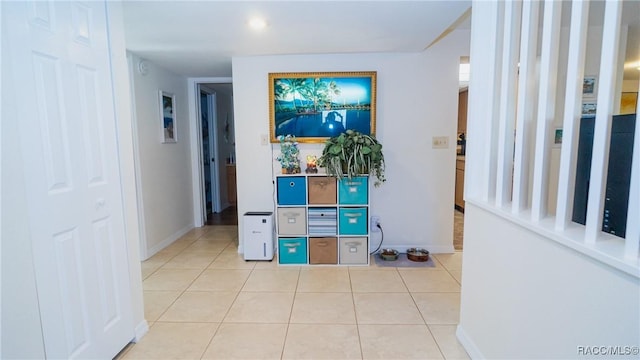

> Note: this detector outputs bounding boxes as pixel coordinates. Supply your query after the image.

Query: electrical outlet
[432,136,449,149]
[370,216,380,232]
[261,134,269,145]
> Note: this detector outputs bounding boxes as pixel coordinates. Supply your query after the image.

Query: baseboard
[133,320,149,343]
[144,223,194,260]
[456,325,484,359]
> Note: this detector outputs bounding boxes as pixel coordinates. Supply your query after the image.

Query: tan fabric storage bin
[309,237,337,264]
[339,237,368,264]
[308,177,337,204]
[277,207,307,235]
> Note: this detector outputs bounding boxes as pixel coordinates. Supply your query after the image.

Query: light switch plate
[432,136,449,149]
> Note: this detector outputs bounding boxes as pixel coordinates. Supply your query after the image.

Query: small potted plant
[276,134,301,174]
[317,130,386,186]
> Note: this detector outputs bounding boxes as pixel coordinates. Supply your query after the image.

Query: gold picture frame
[269,71,377,143]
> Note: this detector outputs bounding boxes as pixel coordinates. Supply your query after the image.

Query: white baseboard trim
[456,325,483,359]
[133,320,149,343]
[144,224,194,260]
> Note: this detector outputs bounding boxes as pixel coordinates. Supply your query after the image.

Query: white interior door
[4,1,134,358]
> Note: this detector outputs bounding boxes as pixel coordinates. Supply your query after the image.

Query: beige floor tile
[201,323,287,359]
[143,269,202,291]
[252,261,281,269]
[143,290,181,322]
[162,250,218,270]
[224,292,294,323]
[429,324,470,360]
[398,270,460,292]
[359,324,443,359]
[290,292,356,324]
[242,269,300,292]
[350,270,408,292]
[158,239,196,256]
[354,293,424,324]
[122,322,218,360]
[412,293,461,324]
[201,225,237,238]
[282,324,361,359]
[297,268,351,292]
[208,253,256,269]
[184,226,212,238]
[141,259,165,280]
[432,252,463,272]
[347,255,396,270]
[449,270,462,285]
[183,240,229,254]
[187,269,251,292]
[158,291,237,322]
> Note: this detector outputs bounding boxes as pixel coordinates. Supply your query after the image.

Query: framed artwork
[620,92,638,115]
[582,75,597,99]
[269,71,377,143]
[160,91,177,143]
[553,127,563,148]
[582,102,597,117]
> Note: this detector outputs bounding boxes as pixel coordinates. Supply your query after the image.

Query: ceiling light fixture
[249,17,267,31]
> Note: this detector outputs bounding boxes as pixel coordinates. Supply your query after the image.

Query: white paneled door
[4,1,134,358]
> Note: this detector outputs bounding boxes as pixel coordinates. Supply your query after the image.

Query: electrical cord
[370,223,384,255]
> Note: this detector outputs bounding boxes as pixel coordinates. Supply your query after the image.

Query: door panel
[4,1,134,358]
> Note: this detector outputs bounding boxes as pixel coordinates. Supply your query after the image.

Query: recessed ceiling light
[249,17,267,31]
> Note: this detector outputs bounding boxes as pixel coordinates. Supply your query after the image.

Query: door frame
[188,77,232,227]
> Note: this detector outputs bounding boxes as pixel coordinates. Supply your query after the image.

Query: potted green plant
[317,130,386,187]
[276,134,301,174]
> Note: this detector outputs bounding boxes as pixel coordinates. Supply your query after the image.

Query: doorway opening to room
[191,79,237,227]
[454,56,469,251]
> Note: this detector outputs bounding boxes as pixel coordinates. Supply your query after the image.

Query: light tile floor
[119,225,468,360]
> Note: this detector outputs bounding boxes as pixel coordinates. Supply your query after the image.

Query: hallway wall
[232,30,470,254]
[129,54,194,258]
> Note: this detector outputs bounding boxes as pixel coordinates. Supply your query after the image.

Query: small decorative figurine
[305,155,318,173]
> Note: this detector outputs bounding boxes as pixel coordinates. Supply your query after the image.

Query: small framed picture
[582,102,597,117]
[582,75,597,99]
[553,127,563,148]
[160,90,177,143]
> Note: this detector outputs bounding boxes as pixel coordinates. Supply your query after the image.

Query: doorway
[189,78,236,228]
[454,56,469,251]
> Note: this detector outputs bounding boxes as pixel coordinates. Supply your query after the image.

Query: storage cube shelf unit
[275,175,370,266]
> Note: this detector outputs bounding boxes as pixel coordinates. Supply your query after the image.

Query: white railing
[467,0,639,276]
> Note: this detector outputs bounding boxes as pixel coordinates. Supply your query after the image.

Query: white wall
[129,54,194,258]
[458,204,640,359]
[232,30,470,254]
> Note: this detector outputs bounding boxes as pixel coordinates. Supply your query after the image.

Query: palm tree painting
[269,72,377,143]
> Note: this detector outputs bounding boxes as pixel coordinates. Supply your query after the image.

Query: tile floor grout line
[405,273,450,360]
[278,267,303,360]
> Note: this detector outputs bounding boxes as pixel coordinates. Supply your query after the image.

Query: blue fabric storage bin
[339,207,368,235]
[278,237,308,264]
[308,207,337,236]
[277,176,307,205]
[338,177,368,204]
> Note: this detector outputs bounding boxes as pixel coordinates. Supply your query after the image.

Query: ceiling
[121,1,472,77]
[121,1,639,82]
